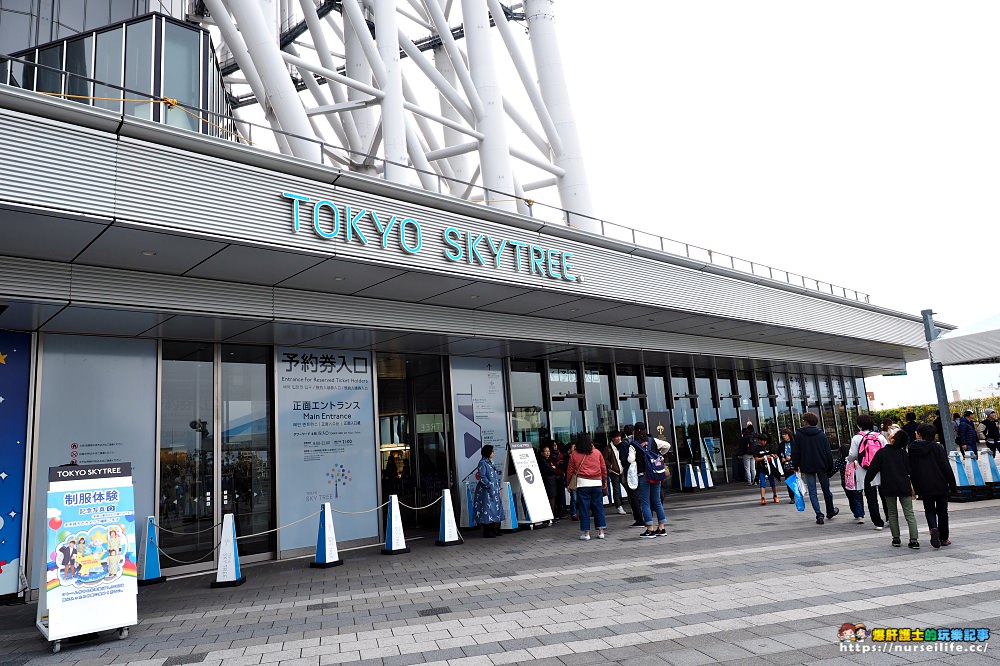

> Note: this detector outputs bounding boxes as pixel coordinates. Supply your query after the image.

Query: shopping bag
[627,464,638,490]
[786,473,805,512]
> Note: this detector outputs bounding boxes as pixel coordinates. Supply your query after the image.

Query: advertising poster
[0,331,31,596]
[507,441,553,523]
[450,357,508,486]
[38,463,137,641]
[34,335,156,584]
[277,348,377,551]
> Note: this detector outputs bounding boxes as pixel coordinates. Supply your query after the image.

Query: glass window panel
[84,0,113,31]
[819,375,831,400]
[35,44,62,94]
[94,27,123,111]
[856,378,869,411]
[804,374,819,403]
[695,370,723,481]
[736,371,753,410]
[671,366,692,397]
[65,36,94,101]
[0,8,33,55]
[583,364,612,445]
[615,364,642,427]
[110,0,135,23]
[832,376,844,400]
[717,370,743,481]
[549,361,580,412]
[645,366,667,411]
[821,402,838,446]
[774,373,788,402]
[844,376,856,399]
[124,19,153,119]
[756,376,777,441]
[789,374,803,399]
[163,21,201,130]
[510,360,548,446]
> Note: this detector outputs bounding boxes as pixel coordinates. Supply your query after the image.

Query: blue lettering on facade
[282,192,579,282]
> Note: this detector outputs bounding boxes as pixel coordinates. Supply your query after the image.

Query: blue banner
[0,331,31,596]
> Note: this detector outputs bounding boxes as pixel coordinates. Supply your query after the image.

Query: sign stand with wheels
[36,463,138,653]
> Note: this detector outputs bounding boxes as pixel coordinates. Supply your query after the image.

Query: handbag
[627,463,639,490]
[567,453,586,491]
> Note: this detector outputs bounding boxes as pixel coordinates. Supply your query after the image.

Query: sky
[547,1,1000,408]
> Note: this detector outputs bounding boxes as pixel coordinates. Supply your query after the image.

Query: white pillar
[347,2,378,163]
[461,0,516,212]
[225,0,320,160]
[434,45,472,194]
[372,0,408,183]
[524,0,597,231]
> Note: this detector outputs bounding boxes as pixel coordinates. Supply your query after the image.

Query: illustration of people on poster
[40,463,137,641]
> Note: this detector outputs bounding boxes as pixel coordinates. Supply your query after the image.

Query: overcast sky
[549,1,1000,408]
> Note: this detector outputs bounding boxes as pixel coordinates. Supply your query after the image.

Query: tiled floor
[2,486,999,665]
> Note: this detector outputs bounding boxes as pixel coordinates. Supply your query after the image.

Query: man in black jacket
[909,424,957,548]
[792,412,839,524]
[981,410,1000,456]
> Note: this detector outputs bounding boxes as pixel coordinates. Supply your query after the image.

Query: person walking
[618,428,644,527]
[779,428,796,502]
[880,417,901,445]
[957,410,980,459]
[473,445,503,538]
[908,424,957,548]
[565,435,607,540]
[792,412,839,524]
[838,441,865,523]
[630,422,667,538]
[741,424,757,485]
[980,409,1000,457]
[537,444,559,518]
[754,433,780,504]
[865,430,919,549]
[901,412,919,443]
[604,430,627,514]
[848,414,888,531]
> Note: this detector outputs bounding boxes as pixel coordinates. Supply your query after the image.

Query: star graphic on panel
[7,509,15,519]
[0,352,7,364]
[0,471,6,481]
[0,396,4,404]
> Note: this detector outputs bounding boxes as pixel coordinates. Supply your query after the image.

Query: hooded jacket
[791,426,834,475]
[864,445,911,497]
[907,439,957,497]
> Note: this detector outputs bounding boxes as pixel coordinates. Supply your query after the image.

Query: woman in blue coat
[473,445,503,538]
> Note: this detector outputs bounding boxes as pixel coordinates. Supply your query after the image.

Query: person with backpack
[628,422,667,538]
[791,412,839,525]
[848,414,889,530]
[908,424,957,548]
[618,427,644,526]
[865,430,919,549]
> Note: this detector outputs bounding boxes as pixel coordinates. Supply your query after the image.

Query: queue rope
[152,521,222,536]
[329,500,391,515]
[398,496,442,511]
[235,509,321,541]
[156,542,221,566]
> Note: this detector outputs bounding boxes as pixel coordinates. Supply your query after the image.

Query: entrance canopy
[931,313,1000,366]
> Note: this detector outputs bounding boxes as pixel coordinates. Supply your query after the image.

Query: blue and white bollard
[138,516,165,586]
[382,494,410,555]
[310,502,344,568]
[435,489,462,546]
[463,482,477,527]
[211,513,245,587]
[500,482,519,533]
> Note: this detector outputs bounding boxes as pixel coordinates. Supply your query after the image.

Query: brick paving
[2,485,999,665]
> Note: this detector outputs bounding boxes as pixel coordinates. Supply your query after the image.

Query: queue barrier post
[310,502,344,568]
[382,495,410,555]
[138,516,165,586]
[211,513,245,587]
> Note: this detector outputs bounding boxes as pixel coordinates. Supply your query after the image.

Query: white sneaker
[597,533,605,539]
[579,534,590,541]
[856,518,865,524]
[875,525,884,531]
[616,506,627,515]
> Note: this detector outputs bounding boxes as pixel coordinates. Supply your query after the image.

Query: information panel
[37,463,137,642]
[450,357,508,486]
[508,441,554,523]
[277,348,377,551]
[0,331,31,596]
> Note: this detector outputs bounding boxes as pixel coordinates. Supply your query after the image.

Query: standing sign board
[506,442,553,524]
[37,463,137,644]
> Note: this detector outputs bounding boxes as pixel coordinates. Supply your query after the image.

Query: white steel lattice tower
[194,0,598,231]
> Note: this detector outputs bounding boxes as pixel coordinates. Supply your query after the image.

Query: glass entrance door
[158,342,275,573]
[158,342,216,571]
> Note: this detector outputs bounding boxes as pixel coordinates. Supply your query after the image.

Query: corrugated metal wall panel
[0,256,71,300]
[68,265,273,316]
[0,110,925,350]
[0,110,118,219]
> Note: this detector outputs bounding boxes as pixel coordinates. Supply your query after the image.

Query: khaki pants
[884,495,918,541]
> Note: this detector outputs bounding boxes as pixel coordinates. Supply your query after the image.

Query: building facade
[0,9,945,594]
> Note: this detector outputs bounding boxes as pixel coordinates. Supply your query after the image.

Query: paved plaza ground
[2,484,999,666]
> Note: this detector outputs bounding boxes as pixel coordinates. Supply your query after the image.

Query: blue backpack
[642,438,667,483]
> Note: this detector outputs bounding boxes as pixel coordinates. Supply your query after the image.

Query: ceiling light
[569,308,579,312]
[470,295,480,299]
[333,276,346,281]
[140,250,157,256]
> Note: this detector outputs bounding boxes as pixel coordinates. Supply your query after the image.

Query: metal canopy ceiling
[0,202,922,369]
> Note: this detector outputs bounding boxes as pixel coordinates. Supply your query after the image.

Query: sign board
[37,463,137,642]
[507,442,553,523]
[0,331,31,596]
[450,357,508,487]
[276,348,378,551]
[882,371,907,377]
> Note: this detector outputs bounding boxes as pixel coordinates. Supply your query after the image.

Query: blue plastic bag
[785,473,805,512]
